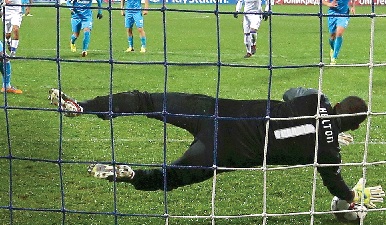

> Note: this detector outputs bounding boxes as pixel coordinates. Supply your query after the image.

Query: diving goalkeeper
[48,87,384,208]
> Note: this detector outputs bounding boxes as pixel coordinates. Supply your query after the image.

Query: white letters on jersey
[274,124,315,139]
[319,107,334,143]
[274,107,335,143]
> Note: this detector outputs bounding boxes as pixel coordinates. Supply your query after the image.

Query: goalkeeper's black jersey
[81,90,351,200]
[145,92,340,167]
[146,92,348,198]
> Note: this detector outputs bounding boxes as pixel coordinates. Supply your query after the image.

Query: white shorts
[3,11,23,33]
[243,10,262,34]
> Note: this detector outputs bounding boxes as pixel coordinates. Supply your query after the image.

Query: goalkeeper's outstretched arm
[319,167,385,208]
[318,165,354,202]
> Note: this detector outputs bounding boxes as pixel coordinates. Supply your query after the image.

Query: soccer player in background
[234,0,269,58]
[0,41,22,94]
[1,0,23,57]
[21,0,33,17]
[48,87,384,210]
[322,0,356,65]
[67,0,103,57]
[121,0,149,53]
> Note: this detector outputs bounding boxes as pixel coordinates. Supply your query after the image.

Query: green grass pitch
[0,3,386,224]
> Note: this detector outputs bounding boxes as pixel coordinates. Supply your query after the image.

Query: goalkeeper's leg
[48,88,83,117]
[88,164,135,180]
[48,89,153,118]
[47,89,216,139]
[70,90,158,120]
[49,90,214,133]
[87,138,223,191]
[133,139,227,191]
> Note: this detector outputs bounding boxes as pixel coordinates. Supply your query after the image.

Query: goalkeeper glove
[352,178,385,209]
[262,11,269,21]
[338,132,353,147]
[233,12,238,19]
[97,13,103,19]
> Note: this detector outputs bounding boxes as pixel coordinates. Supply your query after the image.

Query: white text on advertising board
[282,0,320,5]
[358,0,386,4]
[278,0,386,4]
[150,0,230,3]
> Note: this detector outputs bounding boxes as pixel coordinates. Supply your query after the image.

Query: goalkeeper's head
[334,96,368,132]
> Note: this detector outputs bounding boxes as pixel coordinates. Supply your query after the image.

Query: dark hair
[336,96,368,131]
